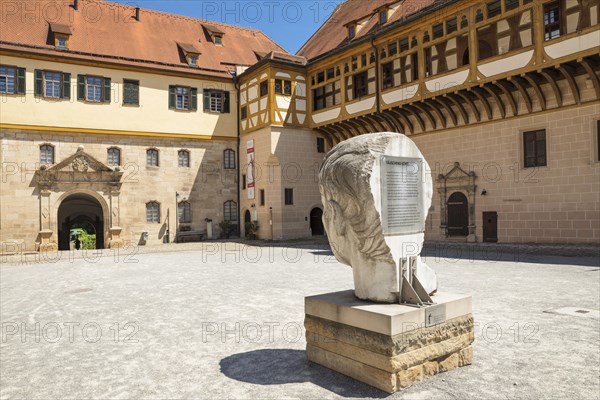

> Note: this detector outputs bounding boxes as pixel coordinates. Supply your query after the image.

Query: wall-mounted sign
[247,139,255,200]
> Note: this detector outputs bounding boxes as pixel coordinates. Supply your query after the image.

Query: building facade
[0,0,283,251]
[239,0,600,243]
[1,0,599,251]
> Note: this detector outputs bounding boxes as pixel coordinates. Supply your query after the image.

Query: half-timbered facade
[239,0,600,243]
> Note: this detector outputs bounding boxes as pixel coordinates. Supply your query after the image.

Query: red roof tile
[0,0,287,79]
[297,0,439,61]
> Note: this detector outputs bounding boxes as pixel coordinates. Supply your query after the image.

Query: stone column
[38,188,57,252]
[108,187,124,249]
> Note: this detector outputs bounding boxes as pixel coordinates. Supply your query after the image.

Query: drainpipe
[371,38,381,114]
[233,72,241,236]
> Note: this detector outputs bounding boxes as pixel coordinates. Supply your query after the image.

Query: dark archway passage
[57,193,104,250]
[310,208,324,236]
[244,210,251,238]
[447,192,469,237]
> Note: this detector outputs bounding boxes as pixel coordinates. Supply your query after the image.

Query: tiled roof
[297,0,440,61]
[0,0,287,79]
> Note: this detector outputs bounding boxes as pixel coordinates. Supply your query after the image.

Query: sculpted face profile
[319,133,438,303]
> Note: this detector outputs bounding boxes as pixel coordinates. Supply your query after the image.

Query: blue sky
[110,0,344,54]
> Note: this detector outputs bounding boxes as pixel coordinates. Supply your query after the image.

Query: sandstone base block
[305,290,474,393]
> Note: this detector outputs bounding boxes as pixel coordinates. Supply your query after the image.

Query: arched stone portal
[437,162,477,242]
[57,193,105,250]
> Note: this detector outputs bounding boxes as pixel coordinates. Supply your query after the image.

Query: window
[446,17,458,34]
[348,25,356,39]
[56,35,67,48]
[214,35,223,46]
[0,66,16,94]
[223,201,238,222]
[242,174,247,190]
[284,189,294,205]
[411,53,419,81]
[353,71,368,98]
[44,71,61,98]
[326,68,335,80]
[389,42,398,56]
[176,86,190,110]
[189,55,198,66]
[123,79,139,105]
[379,10,388,25]
[260,81,268,97]
[523,130,547,168]
[425,48,432,77]
[146,202,160,224]
[487,1,502,18]
[147,149,159,167]
[178,201,191,223]
[505,0,519,11]
[107,147,121,166]
[382,62,394,90]
[260,189,265,206]
[224,149,236,169]
[169,85,197,111]
[275,79,292,96]
[241,106,248,120]
[313,82,339,111]
[433,23,444,39]
[178,150,190,168]
[40,144,54,165]
[544,1,561,40]
[78,75,110,103]
[203,90,230,113]
[86,76,103,102]
[35,70,70,99]
[317,137,325,153]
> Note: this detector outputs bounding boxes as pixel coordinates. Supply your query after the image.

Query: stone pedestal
[305,290,474,393]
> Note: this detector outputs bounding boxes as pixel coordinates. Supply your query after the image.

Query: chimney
[73,0,78,11]
[135,7,140,22]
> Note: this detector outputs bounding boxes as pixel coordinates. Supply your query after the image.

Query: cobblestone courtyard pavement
[1,243,599,399]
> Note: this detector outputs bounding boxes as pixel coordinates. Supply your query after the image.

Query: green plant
[218,220,234,238]
[245,221,260,239]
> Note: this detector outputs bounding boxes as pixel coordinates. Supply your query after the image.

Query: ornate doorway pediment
[437,162,477,242]
[36,145,122,189]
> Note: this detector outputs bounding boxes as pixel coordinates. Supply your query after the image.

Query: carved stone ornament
[72,156,90,172]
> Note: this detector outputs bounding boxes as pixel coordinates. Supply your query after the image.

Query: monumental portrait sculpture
[319,133,438,303]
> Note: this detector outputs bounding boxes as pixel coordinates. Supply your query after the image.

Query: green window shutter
[77,75,86,100]
[62,72,71,99]
[190,87,198,111]
[17,68,26,95]
[169,85,176,109]
[223,91,230,113]
[34,69,43,96]
[203,89,210,111]
[103,77,111,103]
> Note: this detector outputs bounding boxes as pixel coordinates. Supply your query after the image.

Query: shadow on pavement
[219,349,388,398]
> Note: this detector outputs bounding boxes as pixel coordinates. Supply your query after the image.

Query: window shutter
[103,77,111,102]
[62,72,71,99]
[203,89,210,111]
[34,69,43,96]
[169,85,176,109]
[17,68,26,95]
[190,87,198,111]
[77,75,86,100]
[223,91,230,113]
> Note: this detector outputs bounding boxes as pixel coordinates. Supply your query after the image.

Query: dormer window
[379,9,388,25]
[348,24,356,39]
[202,24,225,46]
[49,23,72,49]
[177,43,201,67]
